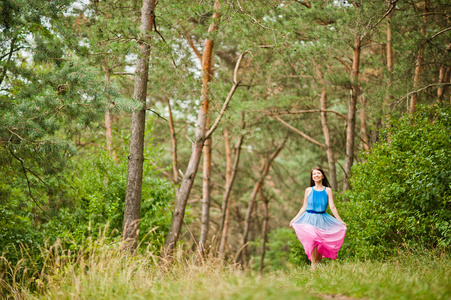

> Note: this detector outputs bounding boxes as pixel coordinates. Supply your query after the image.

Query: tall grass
[1,234,449,300]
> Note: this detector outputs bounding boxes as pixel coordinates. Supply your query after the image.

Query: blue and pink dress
[292,186,346,260]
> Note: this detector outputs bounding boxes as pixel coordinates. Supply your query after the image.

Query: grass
[1,237,450,300]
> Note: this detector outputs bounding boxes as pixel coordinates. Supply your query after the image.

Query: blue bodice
[306,186,328,212]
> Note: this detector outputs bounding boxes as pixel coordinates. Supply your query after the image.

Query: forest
[1,0,450,299]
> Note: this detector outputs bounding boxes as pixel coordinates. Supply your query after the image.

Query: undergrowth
[1,234,449,300]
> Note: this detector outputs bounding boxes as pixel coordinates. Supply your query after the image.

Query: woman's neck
[314,181,324,189]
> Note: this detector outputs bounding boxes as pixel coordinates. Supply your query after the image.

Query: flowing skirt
[292,212,346,260]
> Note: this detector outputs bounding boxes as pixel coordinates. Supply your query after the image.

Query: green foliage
[250,227,309,271]
[42,126,174,254]
[342,105,451,259]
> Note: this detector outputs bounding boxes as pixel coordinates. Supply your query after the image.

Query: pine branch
[265,109,347,121]
[8,149,44,212]
[273,115,326,149]
[205,50,251,140]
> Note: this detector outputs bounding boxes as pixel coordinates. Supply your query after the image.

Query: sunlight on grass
[1,236,449,300]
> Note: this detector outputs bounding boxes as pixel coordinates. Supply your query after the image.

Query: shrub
[341,105,451,259]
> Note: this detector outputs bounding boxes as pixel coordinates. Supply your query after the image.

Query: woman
[289,167,346,269]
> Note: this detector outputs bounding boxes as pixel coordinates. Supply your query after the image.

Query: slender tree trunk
[163,0,220,257]
[121,0,155,252]
[410,0,429,113]
[360,94,369,151]
[219,128,232,256]
[104,70,116,161]
[381,3,394,138]
[343,36,361,191]
[235,138,286,264]
[219,114,245,256]
[199,116,212,255]
[165,97,179,187]
[437,44,451,103]
[316,64,337,190]
[385,6,394,108]
[259,189,269,274]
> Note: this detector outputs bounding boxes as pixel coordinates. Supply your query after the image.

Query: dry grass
[1,234,449,300]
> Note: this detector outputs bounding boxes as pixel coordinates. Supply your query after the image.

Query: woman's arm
[327,188,345,225]
[289,187,310,227]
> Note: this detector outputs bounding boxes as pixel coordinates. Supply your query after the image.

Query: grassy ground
[1,240,450,300]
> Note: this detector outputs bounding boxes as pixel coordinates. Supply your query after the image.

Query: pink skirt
[292,218,346,260]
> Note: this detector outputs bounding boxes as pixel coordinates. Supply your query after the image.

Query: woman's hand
[289,220,294,228]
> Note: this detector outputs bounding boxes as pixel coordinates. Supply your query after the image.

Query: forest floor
[4,248,449,300]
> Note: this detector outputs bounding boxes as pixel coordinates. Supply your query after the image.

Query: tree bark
[316,63,337,190]
[437,44,451,103]
[385,5,393,107]
[360,94,369,151]
[219,113,245,256]
[410,0,429,113]
[121,0,155,252]
[343,36,361,191]
[259,189,269,274]
[235,138,286,264]
[163,0,220,257]
[165,97,179,187]
[219,128,232,256]
[199,116,212,255]
[104,70,116,161]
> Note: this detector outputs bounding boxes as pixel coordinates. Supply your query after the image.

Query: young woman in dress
[289,167,346,269]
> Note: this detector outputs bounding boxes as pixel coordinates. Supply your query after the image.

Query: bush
[341,105,451,259]
[42,145,174,254]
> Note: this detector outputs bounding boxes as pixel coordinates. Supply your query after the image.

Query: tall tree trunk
[437,44,451,103]
[219,114,245,256]
[165,97,179,187]
[410,0,429,113]
[381,2,394,137]
[385,6,393,107]
[360,94,369,151]
[163,0,220,257]
[199,116,212,255]
[235,138,286,264]
[259,189,269,274]
[104,70,116,161]
[121,0,155,252]
[343,36,361,191]
[316,63,337,190]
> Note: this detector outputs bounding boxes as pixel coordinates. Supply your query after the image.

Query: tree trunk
[316,63,337,190]
[104,70,116,161]
[219,114,245,256]
[165,97,179,187]
[121,0,155,252]
[360,94,369,151]
[343,36,361,191]
[235,138,286,264]
[259,189,269,274]
[384,3,393,116]
[199,116,212,255]
[410,0,429,113]
[163,0,220,257]
[437,44,451,103]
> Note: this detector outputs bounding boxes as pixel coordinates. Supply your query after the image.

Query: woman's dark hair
[310,167,331,188]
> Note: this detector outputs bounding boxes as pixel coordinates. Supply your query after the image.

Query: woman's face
[312,170,323,182]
